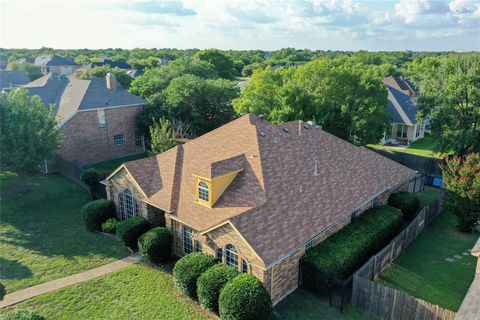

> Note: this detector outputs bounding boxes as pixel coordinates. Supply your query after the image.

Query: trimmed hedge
[197,264,239,313]
[0,309,46,320]
[138,227,173,264]
[116,216,149,250]
[173,253,217,299]
[302,205,403,294]
[0,282,5,301]
[388,192,420,219]
[81,199,115,231]
[219,273,272,320]
[101,218,118,234]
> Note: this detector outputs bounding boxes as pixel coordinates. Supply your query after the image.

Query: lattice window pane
[242,259,248,273]
[183,227,193,254]
[198,181,209,202]
[225,244,238,269]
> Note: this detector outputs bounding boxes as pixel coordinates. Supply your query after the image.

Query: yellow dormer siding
[193,169,243,208]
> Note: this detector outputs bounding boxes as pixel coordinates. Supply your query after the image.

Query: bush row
[388,192,420,219]
[173,253,272,320]
[301,205,403,294]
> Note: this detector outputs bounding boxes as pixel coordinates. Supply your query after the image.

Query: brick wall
[59,105,143,166]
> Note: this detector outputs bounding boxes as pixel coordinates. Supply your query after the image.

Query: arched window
[118,189,140,220]
[198,181,209,202]
[225,244,238,269]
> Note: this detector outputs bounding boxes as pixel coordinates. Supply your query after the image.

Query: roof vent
[259,131,266,137]
[303,124,309,129]
[282,128,289,133]
[314,160,319,177]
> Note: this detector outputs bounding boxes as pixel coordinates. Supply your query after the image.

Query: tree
[0,88,62,171]
[7,62,42,80]
[163,75,239,135]
[413,54,480,156]
[441,153,480,231]
[76,66,132,89]
[233,58,389,144]
[195,49,237,80]
[149,118,177,155]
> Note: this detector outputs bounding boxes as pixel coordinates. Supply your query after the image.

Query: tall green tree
[442,153,480,231]
[0,88,62,171]
[194,49,237,80]
[76,66,132,89]
[233,58,389,144]
[413,54,480,156]
[7,62,42,81]
[149,118,177,155]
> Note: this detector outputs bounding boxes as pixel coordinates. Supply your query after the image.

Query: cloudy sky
[1,0,479,51]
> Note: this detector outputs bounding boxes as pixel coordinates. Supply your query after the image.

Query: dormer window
[198,181,209,202]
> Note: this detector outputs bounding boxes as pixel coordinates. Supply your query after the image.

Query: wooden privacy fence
[352,194,456,320]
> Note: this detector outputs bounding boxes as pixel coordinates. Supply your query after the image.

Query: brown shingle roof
[113,114,414,266]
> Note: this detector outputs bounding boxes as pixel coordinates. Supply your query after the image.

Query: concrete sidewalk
[0,254,142,308]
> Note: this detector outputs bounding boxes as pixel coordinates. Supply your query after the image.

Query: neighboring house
[105,114,416,305]
[0,70,30,93]
[23,73,145,167]
[456,237,480,320]
[381,76,426,145]
[34,54,79,75]
[80,58,142,78]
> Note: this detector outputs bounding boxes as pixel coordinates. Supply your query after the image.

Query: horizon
[1,0,479,51]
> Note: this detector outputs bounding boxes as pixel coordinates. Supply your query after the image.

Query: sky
[1,0,479,51]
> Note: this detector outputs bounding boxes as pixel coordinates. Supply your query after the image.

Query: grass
[3,263,214,320]
[275,289,374,320]
[0,172,129,294]
[84,152,148,174]
[368,134,442,159]
[377,211,478,311]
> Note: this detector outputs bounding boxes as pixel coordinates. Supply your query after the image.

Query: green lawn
[368,134,442,158]
[377,211,478,311]
[3,263,213,320]
[275,289,374,320]
[0,172,129,294]
[84,152,148,174]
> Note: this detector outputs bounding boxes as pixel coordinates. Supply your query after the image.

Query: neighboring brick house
[105,114,416,305]
[34,54,80,75]
[381,76,426,145]
[24,73,145,168]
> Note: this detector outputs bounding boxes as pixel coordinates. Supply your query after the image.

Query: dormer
[193,155,246,208]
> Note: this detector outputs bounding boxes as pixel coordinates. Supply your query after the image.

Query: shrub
[0,282,5,301]
[219,273,272,320]
[138,227,173,263]
[197,264,239,313]
[0,308,46,320]
[116,216,149,250]
[101,218,118,234]
[81,168,101,186]
[301,206,403,294]
[81,199,115,231]
[173,253,217,299]
[388,192,420,219]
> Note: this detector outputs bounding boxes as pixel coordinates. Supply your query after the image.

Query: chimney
[106,73,117,91]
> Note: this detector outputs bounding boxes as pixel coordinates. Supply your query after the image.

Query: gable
[108,166,147,202]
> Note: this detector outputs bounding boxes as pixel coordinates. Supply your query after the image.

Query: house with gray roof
[381,76,426,145]
[34,54,79,76]
[23,73,145,167]
[0,70,30,92]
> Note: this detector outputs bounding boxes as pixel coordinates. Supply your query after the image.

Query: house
[381,76,426,145]
[23,73,145,167]
[456,237,480,320]
[105,114,416,305]
[80,58,143,78]
[0,70,30,93]
[34,54,79,76]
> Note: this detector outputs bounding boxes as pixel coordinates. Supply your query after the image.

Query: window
[97,109,106,125]
[241,259,248,273]
[198,181,209,202]
[396,125,406,139]
[135,132,144,147]
[194,240,203,253]
[113,134,124,146]
[117,189,140,220]
[415,124,421,138]
[306,239,314,250]
[225,244,238,269]
[183,227,193,254]
[216,248,223,261]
